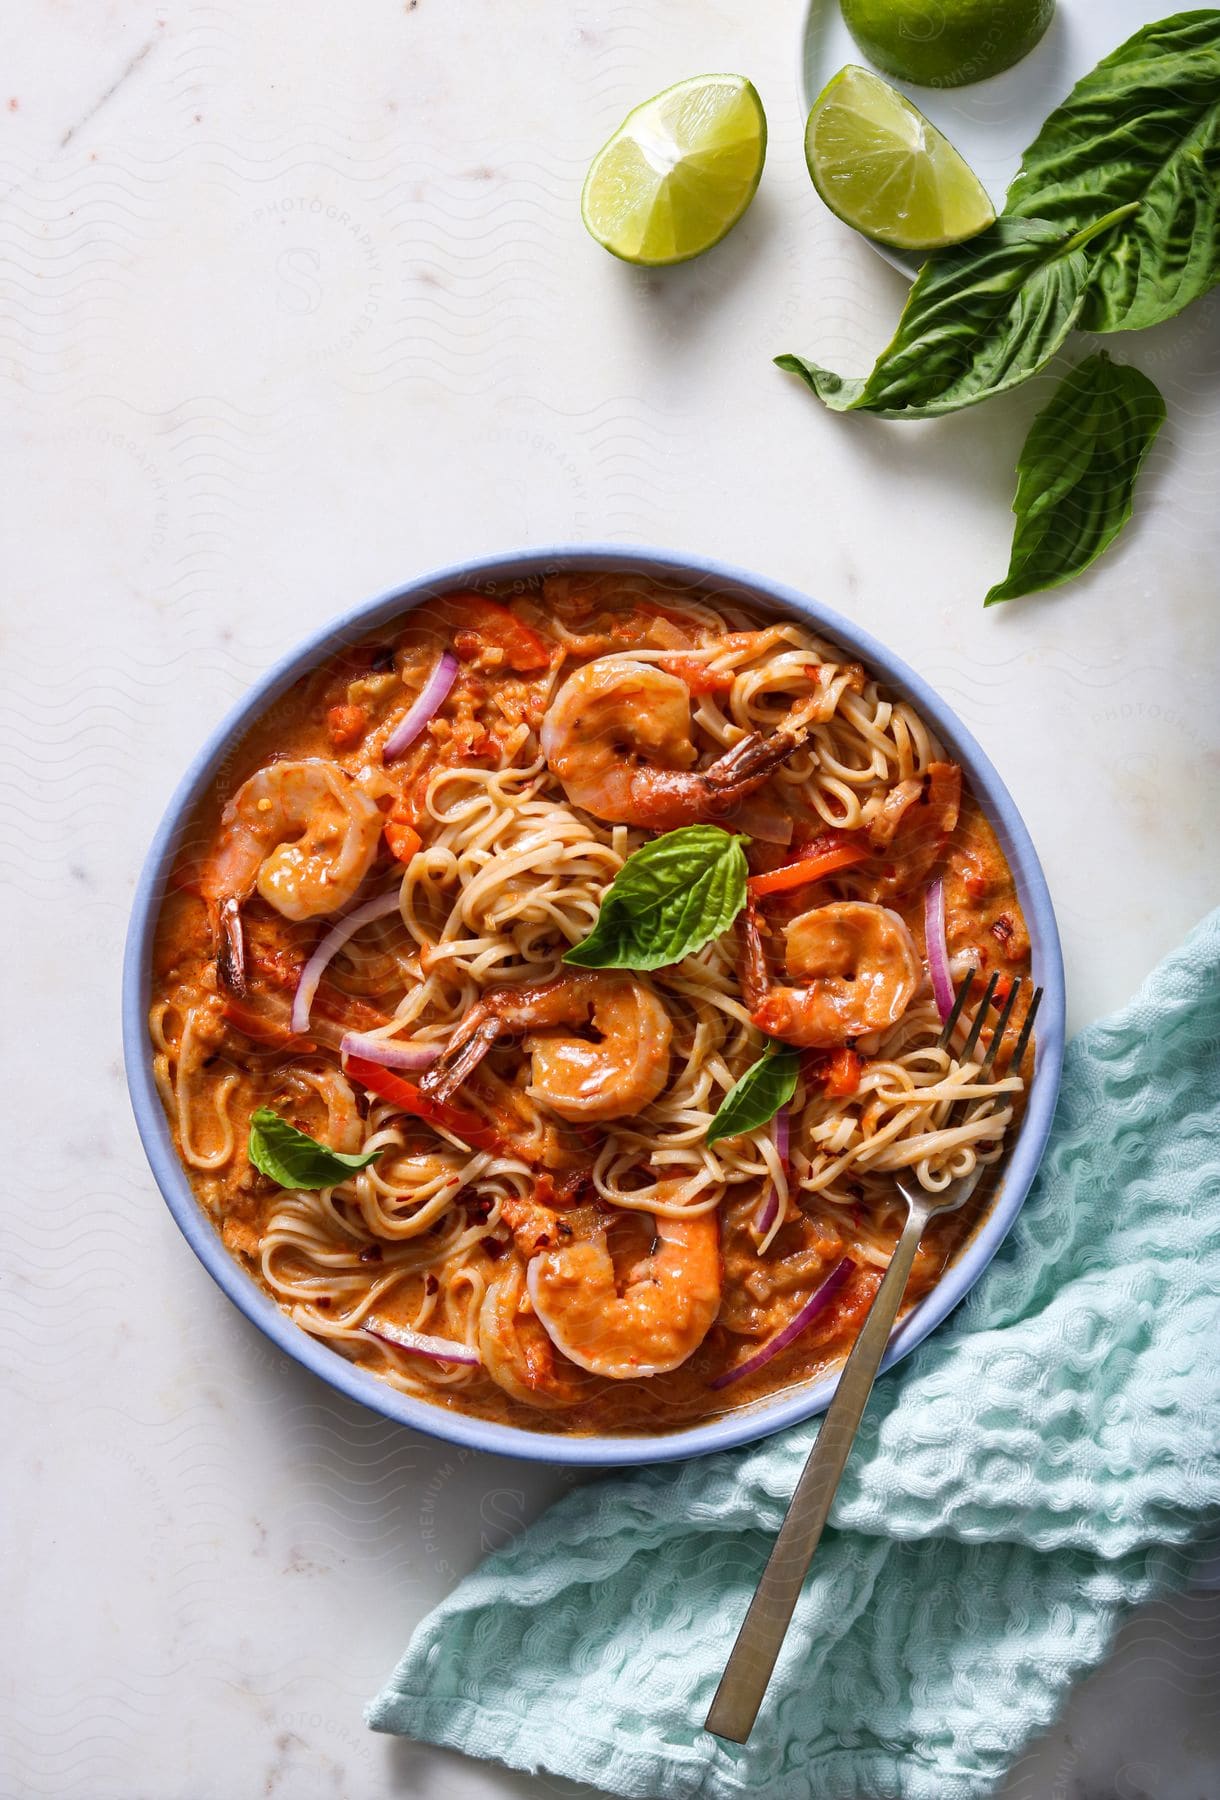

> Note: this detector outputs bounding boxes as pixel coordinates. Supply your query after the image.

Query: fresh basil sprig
[707,1043,800,1148]
[777,210,1134,421]
[564,825,748,971]
[248,1107,382,1190]
[1005,11,1220,334]
[986,353,1166,606]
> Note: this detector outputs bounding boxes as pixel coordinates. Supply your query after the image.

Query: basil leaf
[986,353,1166,606]
[707,1044,800,1148]
[248,1107,382,1189]
[777,212,1131,420]
[1005,11,1220,334]
[564,825,748,971]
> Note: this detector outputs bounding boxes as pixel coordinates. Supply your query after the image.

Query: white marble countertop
[4,3,1218,1796]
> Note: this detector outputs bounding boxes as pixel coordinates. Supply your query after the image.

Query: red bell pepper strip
[222,996,315,1054]
[747,835,869,898]
[343,1055,503,1155]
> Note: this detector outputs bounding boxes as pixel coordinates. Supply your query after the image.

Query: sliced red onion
[710,1256,855,1390]
[755,1188,784,1245]
[292,889,402,1035]
[753,1185,779,1238]
[383,649,458,764]
[924,877,954,1023]
[363,1313,480,1366]
[752,1105,791,1237]
[775,1104,791,1164]
[338,1030,439,1071]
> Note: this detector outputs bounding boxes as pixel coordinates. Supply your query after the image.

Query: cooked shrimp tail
[704,701,816,796]
[420,1007,502,1105]
[738,896,771,1015]
[214,896,247,996]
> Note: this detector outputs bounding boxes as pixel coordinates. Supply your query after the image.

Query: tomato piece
[824,1048,862,1097]
[384,797,422,865]
[326,703,367,749]
[442,592,550,673]
[803,1047,862,1097]
[656,654,736,696]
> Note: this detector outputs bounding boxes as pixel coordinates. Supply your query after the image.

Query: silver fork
[705,969,1042,1744]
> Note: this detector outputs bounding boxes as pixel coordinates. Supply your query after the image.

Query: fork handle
[704,1197,931,1744]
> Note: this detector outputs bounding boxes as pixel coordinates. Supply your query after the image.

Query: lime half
[805,66,994,251]
[841,0,1054,89]
[581,74,767,266]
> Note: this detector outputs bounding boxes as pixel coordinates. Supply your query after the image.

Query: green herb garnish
[986,352,1166,605]
[776,208,1134,421]
[248,1107,382,1190]
[1005,11,1220,334]
[564,825,749,972]
[707,1043,800,1148]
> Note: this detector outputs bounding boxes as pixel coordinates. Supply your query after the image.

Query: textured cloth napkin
[368,911,1220,1799]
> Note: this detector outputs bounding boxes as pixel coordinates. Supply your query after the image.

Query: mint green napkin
[368,911,1220,1799]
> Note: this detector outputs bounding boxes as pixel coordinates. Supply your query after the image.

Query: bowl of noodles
[123,547,1064,1465]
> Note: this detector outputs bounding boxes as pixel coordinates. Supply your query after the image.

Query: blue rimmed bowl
[123,546,1065,1466]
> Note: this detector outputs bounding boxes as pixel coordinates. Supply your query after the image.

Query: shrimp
[480,1185,721,1392]
[540,570,703,653]
[478,1261,586,1409]
[743,898,920,1048]
[526,1208,722,1379]
[539,659,815,831]
[421,970,672,1123]
[200,759,382,991]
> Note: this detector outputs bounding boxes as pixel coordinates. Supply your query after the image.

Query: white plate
[798,0,1163,276]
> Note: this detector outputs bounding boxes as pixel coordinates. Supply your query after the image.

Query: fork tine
[1007,984,1043,1073]
[980,976,1022,1074]
[937,968,976,1049]
[959,971,999,1062]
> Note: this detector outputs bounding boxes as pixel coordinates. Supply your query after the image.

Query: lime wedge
[805,66,995,252]
[581,74,767,266]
